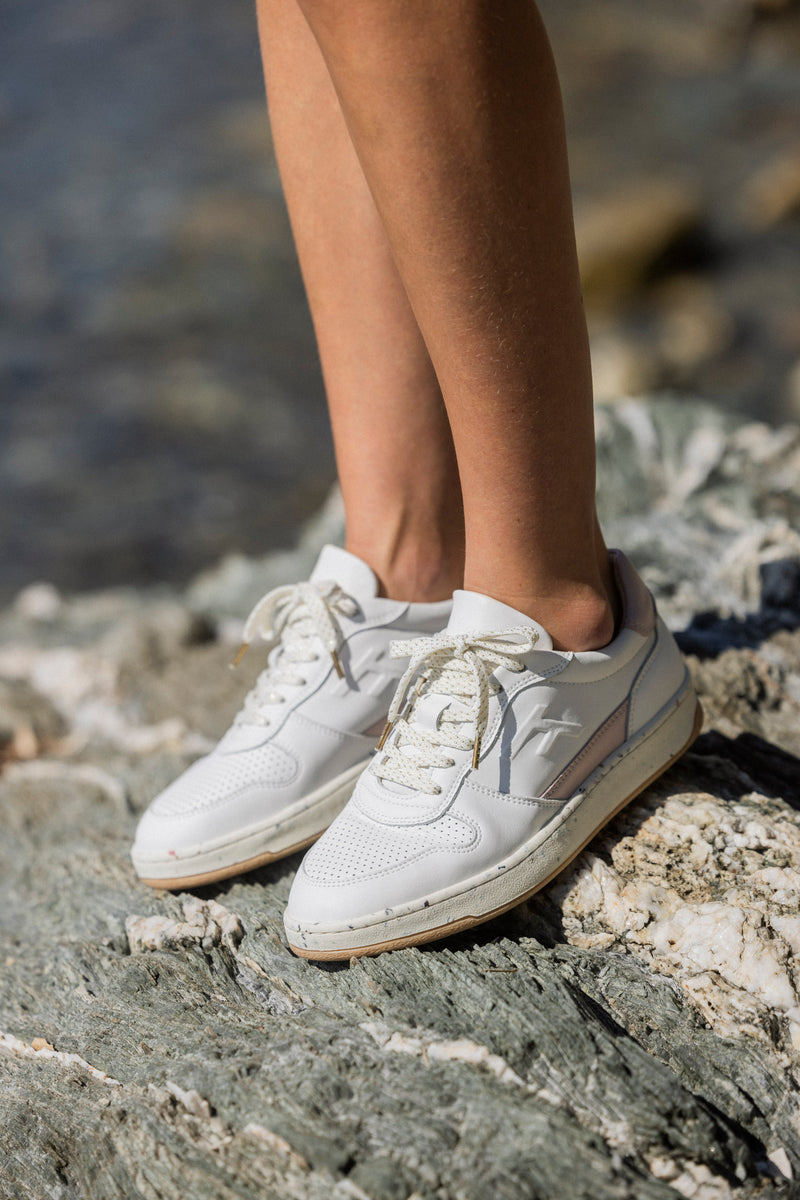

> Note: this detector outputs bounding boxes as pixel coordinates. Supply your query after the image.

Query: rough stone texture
[2,399,800,1199]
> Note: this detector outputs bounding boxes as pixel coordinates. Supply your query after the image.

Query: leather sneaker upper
[286,551,690,925]
[132,546,451,863]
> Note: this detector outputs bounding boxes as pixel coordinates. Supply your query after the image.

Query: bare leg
[257,0,464,602]
[296,0,617,650]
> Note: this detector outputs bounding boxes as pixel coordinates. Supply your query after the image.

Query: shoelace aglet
[472,734,482,769]
[376,720,393,751]
[230,642,249,670]
[331,648,344,678]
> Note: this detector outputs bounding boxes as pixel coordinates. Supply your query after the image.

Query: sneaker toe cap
[132,744,299,864]
[285,803,477,928]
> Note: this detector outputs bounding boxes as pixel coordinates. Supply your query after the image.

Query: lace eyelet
[433,785,442,795]
[445,759,455,768]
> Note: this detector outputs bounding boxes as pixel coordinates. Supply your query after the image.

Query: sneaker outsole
[136,833,320,892]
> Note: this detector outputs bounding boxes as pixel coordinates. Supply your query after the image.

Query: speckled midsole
[131,758,369,886]
[285,679,700,956]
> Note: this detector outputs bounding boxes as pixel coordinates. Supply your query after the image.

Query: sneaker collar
[310,545,379,600]
[447,589,553,650]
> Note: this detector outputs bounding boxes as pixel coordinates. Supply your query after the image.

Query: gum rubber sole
[288,697,704,961]
[137,832,319,891]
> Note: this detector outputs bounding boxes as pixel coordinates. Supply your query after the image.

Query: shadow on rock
[676,557,800,659]
[692,729,800,810]
[178,850,305,905]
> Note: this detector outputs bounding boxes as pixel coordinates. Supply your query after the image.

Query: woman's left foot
[284,551,702,959]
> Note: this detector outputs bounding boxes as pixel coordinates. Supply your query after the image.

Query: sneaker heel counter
[629,618,690,735]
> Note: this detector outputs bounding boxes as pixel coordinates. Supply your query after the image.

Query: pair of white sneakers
[132,544,701,960]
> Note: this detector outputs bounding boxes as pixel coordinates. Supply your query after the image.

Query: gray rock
[2,399,800,1199]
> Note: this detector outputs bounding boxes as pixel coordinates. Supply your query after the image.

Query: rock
[575,181,705,310]
[125,899,244,955]
[752,0,797,11]
[547,768,800,1048]
[786,358,800,420]
[739,151,800,230]
[651,279,734,378]
[594,397,800,631]
[1,397,800,1199]
[589,328,658,402]
[0,676,68,765]
[14,583,62,623]
[185,484,346,622]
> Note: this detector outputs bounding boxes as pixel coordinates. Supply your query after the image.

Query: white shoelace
[371,627,539,794]
[231,581,358,727]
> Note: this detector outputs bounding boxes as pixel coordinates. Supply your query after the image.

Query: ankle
[464,574,619,652]
[347,535,464,603]
[546,590,617,652]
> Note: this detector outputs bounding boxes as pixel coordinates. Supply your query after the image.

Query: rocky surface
[3,0,800,600]
[2,399,800,1199]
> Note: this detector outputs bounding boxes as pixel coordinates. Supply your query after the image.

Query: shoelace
[371,627,539,794]
[231,581,358,727]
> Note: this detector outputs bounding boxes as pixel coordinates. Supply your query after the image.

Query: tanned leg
[295,0,618,650]
[257,0,464,602]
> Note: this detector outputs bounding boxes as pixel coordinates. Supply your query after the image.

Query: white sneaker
[131,546,451,889]
[285,551,702,959]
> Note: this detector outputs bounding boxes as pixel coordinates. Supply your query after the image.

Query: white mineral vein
[243,1125,310,1171]
[0,643,212,756]
[125,898,244,954]
[360,1020,527,1089]
[646,1155,737,1200]
[0,1031,122,1085]
[555,787,800,1057]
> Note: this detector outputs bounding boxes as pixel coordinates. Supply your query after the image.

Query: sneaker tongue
[309,545,379,599]
[447,589,553,650]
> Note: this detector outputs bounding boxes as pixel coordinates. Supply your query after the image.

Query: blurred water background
[2,0,800,602]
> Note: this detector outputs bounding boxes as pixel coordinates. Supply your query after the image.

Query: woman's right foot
[131,545,451,890]
[285,551,701,959]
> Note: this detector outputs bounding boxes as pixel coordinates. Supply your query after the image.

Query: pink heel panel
[610,550,655,637]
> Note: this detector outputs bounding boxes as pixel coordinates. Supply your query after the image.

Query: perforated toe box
[133,743,299,860]
[287,799,479,925]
